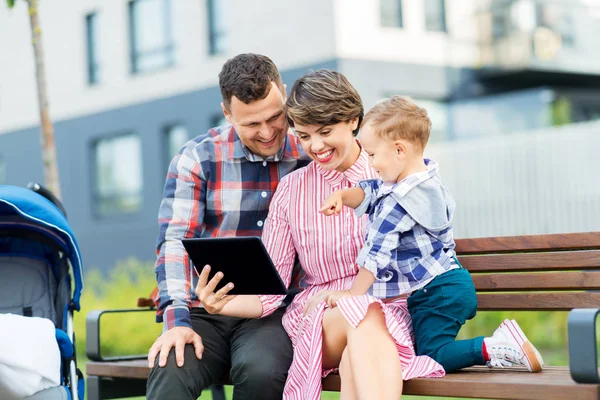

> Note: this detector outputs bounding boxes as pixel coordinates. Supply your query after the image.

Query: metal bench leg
[87,376,101,400]
[211,384,226,400]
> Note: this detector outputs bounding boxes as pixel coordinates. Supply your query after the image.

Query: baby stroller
[0,184,84,400]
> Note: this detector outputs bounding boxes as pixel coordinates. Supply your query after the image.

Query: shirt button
[261,191,268,198]
[257,220,264,227]
[262,161,267,167]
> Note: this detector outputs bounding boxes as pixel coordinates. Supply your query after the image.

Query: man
[146,53,309,399]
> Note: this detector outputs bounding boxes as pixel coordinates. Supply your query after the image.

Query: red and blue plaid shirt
[155,124,309,330]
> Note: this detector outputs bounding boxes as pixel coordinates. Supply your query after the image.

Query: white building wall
[0,0,337,133]
[426,120,600,238]
[333,0,481,67]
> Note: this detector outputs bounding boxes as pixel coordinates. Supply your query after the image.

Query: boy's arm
[320,187,366,215]
[348,267,376,295]
[340,187,366,209]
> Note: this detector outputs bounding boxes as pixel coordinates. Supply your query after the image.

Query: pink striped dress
[259,150,445,400]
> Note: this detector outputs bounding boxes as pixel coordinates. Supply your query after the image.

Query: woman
[196,70,444,400]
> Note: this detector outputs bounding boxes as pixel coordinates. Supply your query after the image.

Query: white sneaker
[484,319,544,372]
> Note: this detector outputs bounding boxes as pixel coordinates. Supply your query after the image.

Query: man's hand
[195,265,237,314]
[319,191,344,216]
[303,289,352,316]
[147,326,204,368]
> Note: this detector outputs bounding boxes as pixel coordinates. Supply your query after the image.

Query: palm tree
[6,0,62,199]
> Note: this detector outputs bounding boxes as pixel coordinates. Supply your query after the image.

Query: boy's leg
[147,309,233,399]
[408,268,486,372]
[229,308,293,400]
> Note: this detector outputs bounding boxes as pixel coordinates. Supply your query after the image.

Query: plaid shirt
[155,124,309,330]
[355,159,458,298]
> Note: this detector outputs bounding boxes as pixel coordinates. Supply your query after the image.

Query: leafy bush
[74,258,162,360]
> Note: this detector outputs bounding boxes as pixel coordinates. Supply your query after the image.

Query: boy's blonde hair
[362,95,431,149]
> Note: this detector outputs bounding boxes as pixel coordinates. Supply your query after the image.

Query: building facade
[1,0,599,270]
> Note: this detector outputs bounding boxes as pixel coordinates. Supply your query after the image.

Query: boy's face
[222,82,288,158]
[359,124,406,183]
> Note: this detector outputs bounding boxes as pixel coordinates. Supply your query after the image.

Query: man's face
[223,82,287,158]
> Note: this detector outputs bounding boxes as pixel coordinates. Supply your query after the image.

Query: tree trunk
[26,0,62,199]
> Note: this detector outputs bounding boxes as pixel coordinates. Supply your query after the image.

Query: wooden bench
[86,232,600,400]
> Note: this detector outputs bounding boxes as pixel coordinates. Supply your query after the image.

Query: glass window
[380,0,403,28]
[93,134,143,216]
[129,0,174,73]
[207,0,228,55]
[425,0,447,32]
[85,12,100,85]
[164,124,188,170]
[0,156,5,184]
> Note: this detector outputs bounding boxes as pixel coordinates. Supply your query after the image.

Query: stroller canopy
[0,185,83,309]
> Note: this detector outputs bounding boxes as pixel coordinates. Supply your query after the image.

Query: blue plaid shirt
[155,124,310,330]
[355,159,458,298]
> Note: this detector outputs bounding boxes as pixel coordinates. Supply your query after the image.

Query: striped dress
[259,150,445,400]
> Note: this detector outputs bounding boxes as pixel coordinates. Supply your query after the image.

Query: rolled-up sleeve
[155,143,207,330]
[354,179,380,217]
[259,176,297,317]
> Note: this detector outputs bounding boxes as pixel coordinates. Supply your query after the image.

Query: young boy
[319,95,544,373]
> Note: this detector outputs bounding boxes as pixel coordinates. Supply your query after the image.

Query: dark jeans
[146,308,292,400]
[408,267,486,372]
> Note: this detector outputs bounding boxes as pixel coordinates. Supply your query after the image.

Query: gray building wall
[0,60,337,271]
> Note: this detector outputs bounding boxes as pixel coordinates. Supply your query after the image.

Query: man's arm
[155,142,207,330]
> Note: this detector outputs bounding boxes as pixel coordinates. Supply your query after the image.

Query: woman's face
[293,119,360,172]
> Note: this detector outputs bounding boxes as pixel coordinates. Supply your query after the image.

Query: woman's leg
[321,305,403,400]
[339,347,358,400]
[347,303,403,400]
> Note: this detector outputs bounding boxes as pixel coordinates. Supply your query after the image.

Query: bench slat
[456,232,600,254]
[88,361,599,400]
[460,250,600,272]
[325,366,598,400]
[472,271,600,291]
[477,292,600,310]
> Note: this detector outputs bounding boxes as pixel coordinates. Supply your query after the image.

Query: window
[380,0,403,28]
[129,0,174,73]
[85,12,100,85]
[207,0,228,55]
[164,124,188,171]
[93,134,143,216]
[536,4,575,48]
[425,0,447,32]
[0,156,5,184]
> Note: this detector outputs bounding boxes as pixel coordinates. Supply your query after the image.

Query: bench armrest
[567,308,600,383]
[86,308,156,362]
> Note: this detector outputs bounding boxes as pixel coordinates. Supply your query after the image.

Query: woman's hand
[303,289,353,316]
[194,265,237,314]
[319,191,344,216]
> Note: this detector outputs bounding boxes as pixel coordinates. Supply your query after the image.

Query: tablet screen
[182,237,287,295]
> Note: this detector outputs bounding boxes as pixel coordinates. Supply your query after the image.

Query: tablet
[182,236,288,295]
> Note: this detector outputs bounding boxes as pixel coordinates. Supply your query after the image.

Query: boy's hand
[319,191,344,215]
[303,289,353,316]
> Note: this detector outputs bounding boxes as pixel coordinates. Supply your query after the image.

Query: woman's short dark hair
[286,70,363,136]
[219,53,284,111]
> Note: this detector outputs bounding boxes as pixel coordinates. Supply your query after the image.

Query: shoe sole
[502,319,544,372]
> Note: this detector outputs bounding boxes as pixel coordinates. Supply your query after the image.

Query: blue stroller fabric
[0,185,84,400]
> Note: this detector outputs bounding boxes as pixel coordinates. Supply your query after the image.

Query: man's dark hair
[219,53,284,111]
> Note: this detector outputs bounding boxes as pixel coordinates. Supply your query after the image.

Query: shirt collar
[379,158,439,197]
[229,127,304,162]
[316,141,370,187]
